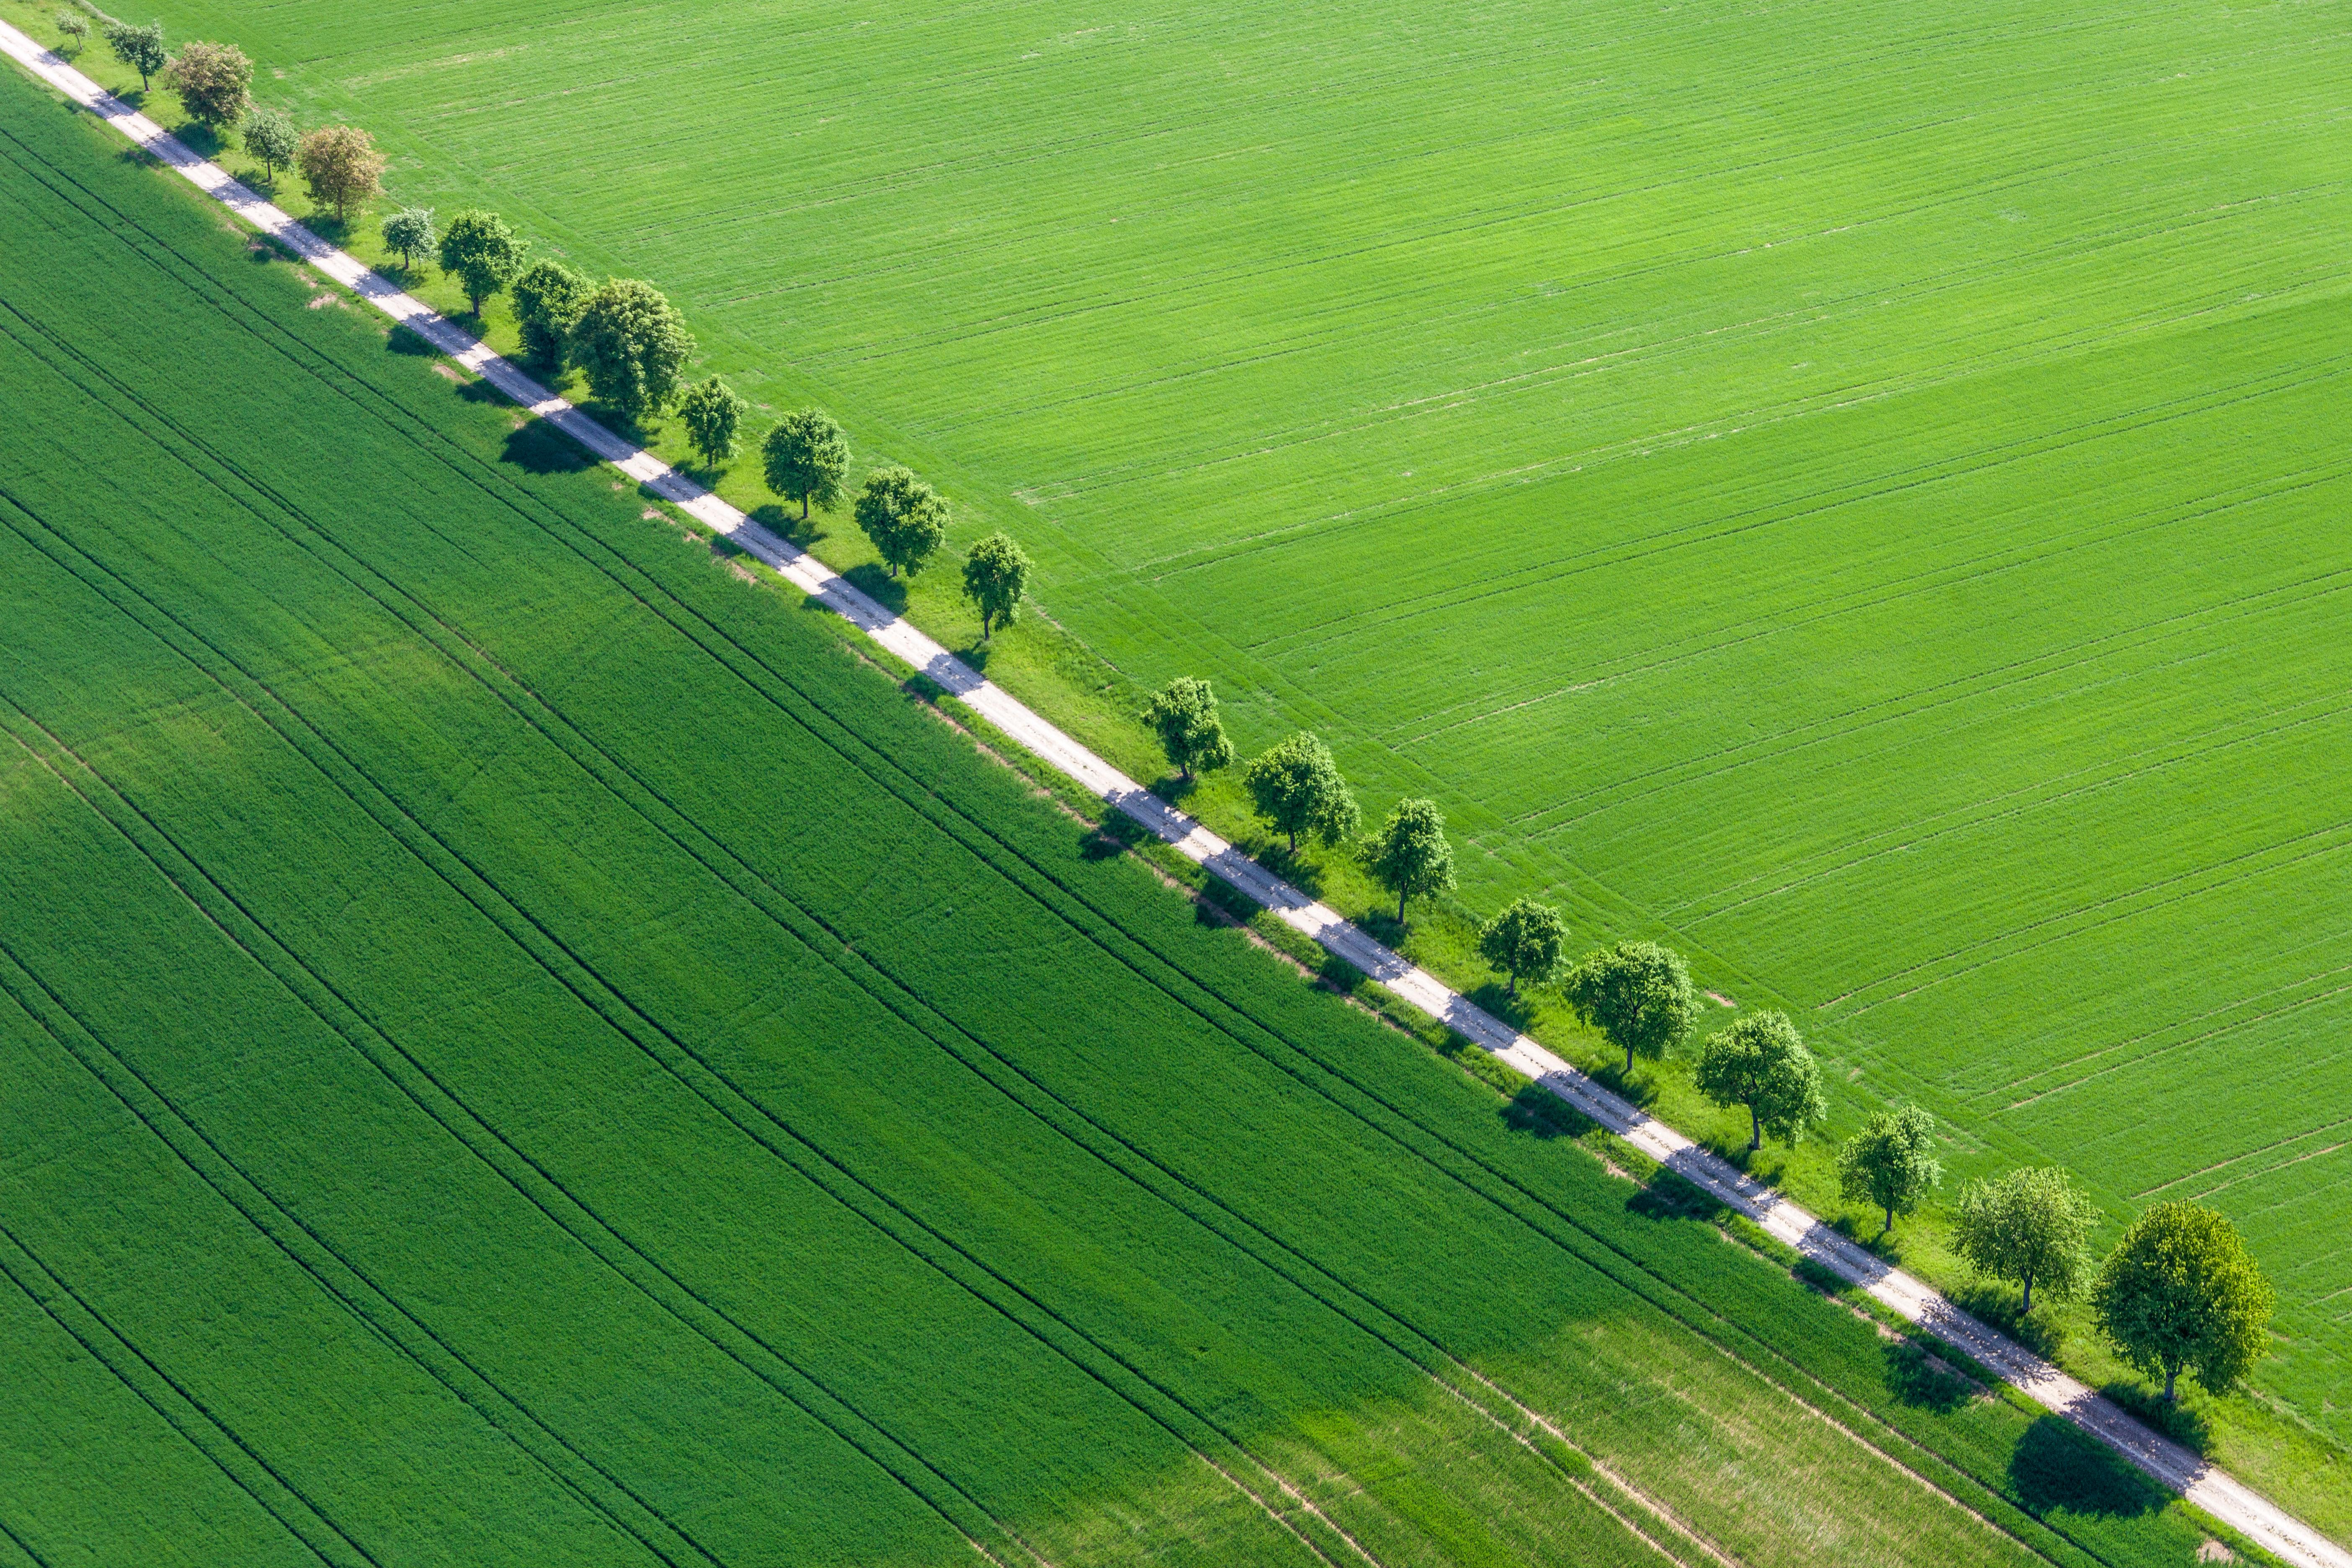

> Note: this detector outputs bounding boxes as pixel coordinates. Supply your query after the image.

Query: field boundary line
[0,25,2340,1567]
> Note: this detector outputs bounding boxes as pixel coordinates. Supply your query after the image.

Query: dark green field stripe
[0,1220,369,1568]
[0,1511,57,1568]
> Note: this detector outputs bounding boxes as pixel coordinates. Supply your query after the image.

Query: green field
[54,0,2345,1464]
[0,79,2274,1566]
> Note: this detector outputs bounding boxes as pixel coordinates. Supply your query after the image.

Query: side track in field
[1,26,2338,1567]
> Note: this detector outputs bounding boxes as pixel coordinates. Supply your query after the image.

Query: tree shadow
[303,213,352,247]
[1627,1169,1728,1223]
[2009,1415,2169,1518]
[749,502,820,545]
[457,377,511,406]
[1081,812,1148,863]
[1464,980,1532,1031]
[501,419,595,476]
[1148,772,1199,807]
[1500,1082,1592,1140]
[175,122,224,158]
[1883,1339,1978,1413]
[1585,1059,1660,1110]
[956,641,995,674]
[842,562,909,614]
[2098,1381,2213,1455]
[385,324,440,356]
[1947,1283,2065,1360]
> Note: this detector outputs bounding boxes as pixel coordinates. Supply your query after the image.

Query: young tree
[241,105,296,186]
[1836,1104,1941,1236]
[1694,1010,1826,1152]
[567,278,694,420]
[2093,1203,2274,1403]
[677,376,748,469]
[1365,797,1454,924]
[1952,1166,2099,1315]
[296,125,384,222]
[163,39,250,128]
[510,258,590,366]
[1478,897,1568,998]
[761,409,851,523]
[104,20,167,92]
[436,209,527,318]
[1562,940,1694,1075]
[1140,677,1233,782]
[380,206,435,274]
[1241,732,1359,855]
[961,532,1031,640]
[852,466,950,577]
[55,10,90,56]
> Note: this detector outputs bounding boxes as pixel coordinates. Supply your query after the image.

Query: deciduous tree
[1478,897,1567,998]
[1365,797,1454,924]
[761,409,850,523]
[55,11,90,57]
[677,376,748,469]
[2094,1204,2273,1402]
[510,258,590,366]
[568,278,694,420]
[241,105,296,186]
[1694,1010,1826,1152]
[437,209,527,318]
[851,467,949,578]
[104,20,166,91]
[296,124,384,223]
[381,206,434,274]
[1836,1104,1941,1235]
[163,39,250,128]
[1241,732,1359,854]
[1140,677,1232,782]
[1952,1166,2099,1315]
[961,532,1031,640]
[1562,940,1693,1075]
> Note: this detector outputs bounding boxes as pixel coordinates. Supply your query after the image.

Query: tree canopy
[240,106,296,185]
[104,21,167,91]
[1835,1104,1940,1235]
[1693,1010,1826,1152]
[163,39,250,128]
[2093,1203,2273,1402]
[853,467,950,578]
[1952,1166,2099,1315]
[1241,732,1359,854]
[54,11,90,53]
[437,209,528,318]
[568,279,694,420]
[1140,677,1233,783]
[1478,897,1568,998]
[381,207,435,273]
[1365,798,1454,924]
[961,532,1032,641]
[509,258,591,367]
[677,377,748,469]
[1562,940,1694,1075]
[761,409,851,523]
[295,125,384,223]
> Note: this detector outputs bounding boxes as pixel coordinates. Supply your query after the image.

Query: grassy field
[54,0,2343,1470]
[0,75,2278,1566]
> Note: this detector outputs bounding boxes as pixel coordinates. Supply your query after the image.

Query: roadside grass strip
[0,21,2342,1567]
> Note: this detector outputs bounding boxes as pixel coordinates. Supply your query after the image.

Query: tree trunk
[1506,974,1517,998]
[1624,1042,1634,1075]
[801,495,810,521]
[1398,887,1407,923]
[2162,1364,2178,1403]
[1287,828,1297,854]
[1882,1204,1894,1236]
[1748,1103,1761,1152]
[2020,1274,2033,1314]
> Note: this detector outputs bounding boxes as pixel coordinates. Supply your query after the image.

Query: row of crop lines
[0,113,2004,1568]
[0,101,2229,1568]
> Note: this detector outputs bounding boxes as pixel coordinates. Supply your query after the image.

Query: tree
[962,532,1031,640]
[296,125,384,223]
[436,209,527,318]
[55,11,90,57]
[241,105,296,186]
[567,278,694,420]
[104,20,167,92]
[761,409,850,523]
[1693,1010,1826,1152]
[380,206,435,274]
[1241,732,1359,854]
[2093,1203,2273,1403]
[1140,677,1233,782]
[1836,1104,1941,1236]
[1562,940,1694,1075]
[677,376,748,469]
[510,258,590,366]
[1365,797,1454,924]
[163,39,250,128]
[1478,897,1568,998]
[1952,1166,2099,1315]
[852,466,949,578]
